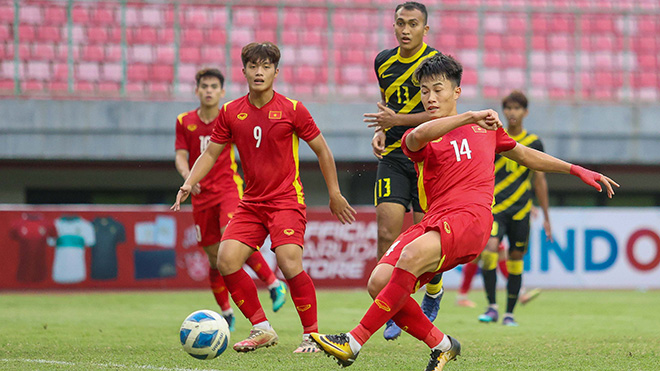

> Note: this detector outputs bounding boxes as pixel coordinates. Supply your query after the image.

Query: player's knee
[506,259,524,275]
[377,225,397,245]
[216,250,241,275]
[509,249,524,260]
[367,273,388,299]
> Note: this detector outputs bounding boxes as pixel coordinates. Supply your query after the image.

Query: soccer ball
[179,310,230,360]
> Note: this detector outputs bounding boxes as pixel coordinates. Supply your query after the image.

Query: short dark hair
[195,68,224,87]
[395,2,428,25]
[502,90,528,109]
[413,53,462,87]
[241,42,281,68]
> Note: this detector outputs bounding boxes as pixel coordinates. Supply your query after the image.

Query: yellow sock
[506,260,524,275]
[426,277,444,296]
[482,251,499,271]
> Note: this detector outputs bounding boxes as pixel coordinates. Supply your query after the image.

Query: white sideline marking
[0,358,223,371]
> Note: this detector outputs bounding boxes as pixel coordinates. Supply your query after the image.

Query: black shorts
[374,155,422,213]
[491,212,530,253]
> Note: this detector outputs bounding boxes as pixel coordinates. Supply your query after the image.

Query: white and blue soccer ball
[179,310,230,360]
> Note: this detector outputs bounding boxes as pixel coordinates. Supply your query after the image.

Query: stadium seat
[74,81,94,92]
[549,34,573,51]
[127,64,149,82]
[207,29,227,45]
[201,46,225,64]
[91,7,117,25]
[72,6,89,23]
[148,82,170,94]
[87,27,108,44]
[156,45,175,63]
[258,7,279,28]
[482,69,501,86]
[304,9,328,29]
[126,82,145,93]
[131,26,158,44]
[26,61,50,80]
[52,62,68,81]
[0,4,13,23]
[179,47,202,64]
[77,62,100,81]
[300,30,326,47]
[158,28,175,44]
[181,28,205,47]
[484,34,503,50]
[503,68,526,87]
[98,81,120,93]
[128,45,154,63]
[462,68,478,85]
[44,6,67,25]
[101,63,122,82]
[48,80,68,92]
[550,14,575,33]
[81,45,105,62]
[105,45,122,62]
[233,7,258,27]
[20,5,42,24]
[484,14,506,33]
[151,64,174,82]
[22,79,44,91]
[231,28,255,46]
[18,25,36,43]
[255,29,277,43]
[177,64,198,83]
[31,43,55,61]
[507,14,527,33]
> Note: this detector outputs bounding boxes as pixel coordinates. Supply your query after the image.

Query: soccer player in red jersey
[174,68,288,332]
[310,54,618,370]
[172,43,356,354]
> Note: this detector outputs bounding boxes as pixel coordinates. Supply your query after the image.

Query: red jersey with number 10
[175,109,243,211]
[210,92,321,208]
[402,125,517,215]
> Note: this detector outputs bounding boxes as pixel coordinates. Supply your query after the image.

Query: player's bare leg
[217,240,278,352]
[375,202,407,340]
[274,243,321,353]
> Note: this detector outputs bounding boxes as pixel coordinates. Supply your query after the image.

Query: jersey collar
[397,43,428,63]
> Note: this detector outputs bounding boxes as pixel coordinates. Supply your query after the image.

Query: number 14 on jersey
[450,139,472,162]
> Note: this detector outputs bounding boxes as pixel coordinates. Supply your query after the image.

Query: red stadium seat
[0,4,13,23]
[18,25,36,42]
[105,45,122,62]
[258,7,279,28]
[300,30,326,47]
[52,63,68,81]
[32,43,55,61]
[22,80,44,91]
[131,26,158,44]
[156,45,175,63]
[72,6,89,23]
[484,34,503,50]
[151,64,174,82]
[81,45,104,62]
[159,28,175,44]
[74,81,94,92]
[201,46,225,64]
[179,47,202,64]
[127,63,149,82]
[87,27,108,44]
[91,8,117,25]
[181,28,205,47]
[305,9,327,29]
[207,29,227,45]
[255,29,277,43]
[98,81,120,93]
[548,34,573,51]
[48,80,68,92]
[148,82,170,94]
[233,7,258,27]
[126,82,145,93]
[44,6,67,25]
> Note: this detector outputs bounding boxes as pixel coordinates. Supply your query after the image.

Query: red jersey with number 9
[175,109,243,211]
[401,125,517,214]
[210,92,321,208]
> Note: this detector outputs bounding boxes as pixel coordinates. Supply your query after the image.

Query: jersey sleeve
[294,102,321,142]
[210,106,232,144]
[401,128,428,163]
[174,116,188,151]
[495,127,518,153]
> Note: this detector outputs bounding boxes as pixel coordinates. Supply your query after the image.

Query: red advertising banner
[0,205,381,290]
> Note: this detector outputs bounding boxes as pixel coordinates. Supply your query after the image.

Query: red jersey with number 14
[401,125,517,215]
[175,109,243,211]
[210,92,321,208]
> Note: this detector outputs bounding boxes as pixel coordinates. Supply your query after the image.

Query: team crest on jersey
[472,125,487,134]
[443,221,452,234]
[283,229,295,236]
[237,113,248,120]
[268,111,282,120]
[186,124,197,131]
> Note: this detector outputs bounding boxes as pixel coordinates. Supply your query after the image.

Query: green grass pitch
[1,289,659,370]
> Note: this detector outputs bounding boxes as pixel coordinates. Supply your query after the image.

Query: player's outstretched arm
[533,171,553,241]
[171,141,226,211]
[365,102,433,131]
[406,110,502,152]
[502,145,619,198]
[307,134,357,224]
[175,149,201,195]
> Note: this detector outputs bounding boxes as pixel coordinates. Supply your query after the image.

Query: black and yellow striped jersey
[492,130,544,219]
[374,43,439,160]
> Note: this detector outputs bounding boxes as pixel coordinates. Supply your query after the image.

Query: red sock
[222,269,267,325]
[209,268,231,311]
[498,259,509,279]
[392,297,446,348]
[459,262,479,295]
[286,271,318,334]
[246,252,277,286]
[350,268,417,345]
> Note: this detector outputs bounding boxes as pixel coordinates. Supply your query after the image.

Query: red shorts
[221,201,307,250]
[192,197,240,247]
[380,206,493,289]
